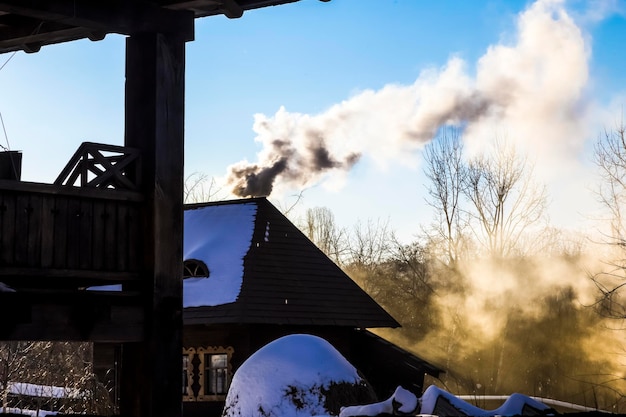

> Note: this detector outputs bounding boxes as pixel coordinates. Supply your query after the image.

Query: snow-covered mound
[420,385,554,416]
[222,334,376,417]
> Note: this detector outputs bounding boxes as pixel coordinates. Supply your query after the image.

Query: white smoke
[465,0,590,168]
[225,0,609,214]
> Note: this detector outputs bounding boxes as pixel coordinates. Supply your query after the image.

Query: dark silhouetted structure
[0,2,301,416]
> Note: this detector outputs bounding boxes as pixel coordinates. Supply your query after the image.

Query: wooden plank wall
[0,182,142,288]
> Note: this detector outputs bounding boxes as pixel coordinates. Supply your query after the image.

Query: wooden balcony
[0,145,145,342]
[0,179,143,287]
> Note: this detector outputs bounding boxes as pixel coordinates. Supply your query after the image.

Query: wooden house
[97,197,441,417]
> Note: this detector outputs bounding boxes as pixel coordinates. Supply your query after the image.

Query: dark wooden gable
[183,197,400,329]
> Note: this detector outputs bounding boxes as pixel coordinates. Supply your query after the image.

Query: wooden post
[121,31,187,417]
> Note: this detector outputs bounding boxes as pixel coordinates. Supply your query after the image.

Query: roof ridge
[184,196,266,210]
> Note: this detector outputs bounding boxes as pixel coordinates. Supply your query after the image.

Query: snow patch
[339,386,418,417]
[183,202,257,307]
[1,407,57,416]
[8,382,82,399]
[420,385,553,416]
[341,385,553,417]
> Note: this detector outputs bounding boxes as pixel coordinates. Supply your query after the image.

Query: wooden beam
[122,31,186,417]
[0,179,144,202]
[221,0,244,18]
[0,16,106,53]
[162,0,300,18]
[165,0,242,18]
[0,0,194,40]
[0,291,144,342]
[0,14,79,51]
[0,268,139,290]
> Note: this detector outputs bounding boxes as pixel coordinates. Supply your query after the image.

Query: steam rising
[397,250,626,406]
[226,0,597,198]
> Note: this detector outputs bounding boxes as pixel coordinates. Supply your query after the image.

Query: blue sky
[0,0,625,243]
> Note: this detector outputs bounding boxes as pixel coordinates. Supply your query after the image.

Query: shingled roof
[182,197,400,329]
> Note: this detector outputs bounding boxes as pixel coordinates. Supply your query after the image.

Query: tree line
[295,127,626,412]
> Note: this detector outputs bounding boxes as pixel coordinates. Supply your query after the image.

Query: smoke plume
[227,129,361,197]
[226,0,598,199]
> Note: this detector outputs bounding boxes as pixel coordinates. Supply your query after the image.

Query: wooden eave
[0,0,299,54]
[353,330,443,378]
[0,289,144,342]
[162,0,299,19]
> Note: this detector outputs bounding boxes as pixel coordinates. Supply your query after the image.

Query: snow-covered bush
[222,334,376,417]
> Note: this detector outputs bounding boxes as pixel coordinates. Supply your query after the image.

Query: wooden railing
[0,179,143,290]
[54,142,141,190]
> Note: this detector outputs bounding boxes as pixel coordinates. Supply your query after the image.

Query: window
[183,259,209,278]
[182,354,190,395]
[182,346,233,402]
[182,348,195,401]
[205,353,228,395]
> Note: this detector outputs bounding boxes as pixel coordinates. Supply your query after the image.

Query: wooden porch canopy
[0,1,303,417]
[0,0,299,53]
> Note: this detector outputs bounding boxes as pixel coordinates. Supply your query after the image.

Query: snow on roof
[340,384,556,417]
[183,202,257,307]
[419,385,553,416]
[8,382,82,399]
[339,386,418,417]
[223,334,362,417]
[2,407,57,417]
[87,202,258,307]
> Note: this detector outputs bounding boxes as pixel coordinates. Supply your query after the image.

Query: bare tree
[592,123,626,320]
[0,342,31,413]
[0,342,114,415]
[347,218,393,269]
[595,124,626,243]
[423,128,468,265]
[462,139,547,258]
[300,207,349,266]
[184,172,223,204]
[423,133,547,259]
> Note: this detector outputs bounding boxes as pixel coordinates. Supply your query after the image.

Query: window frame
[183,259,209,279]
[182,346,233,402]
[182,347,196,402]
[196,346,234,401]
